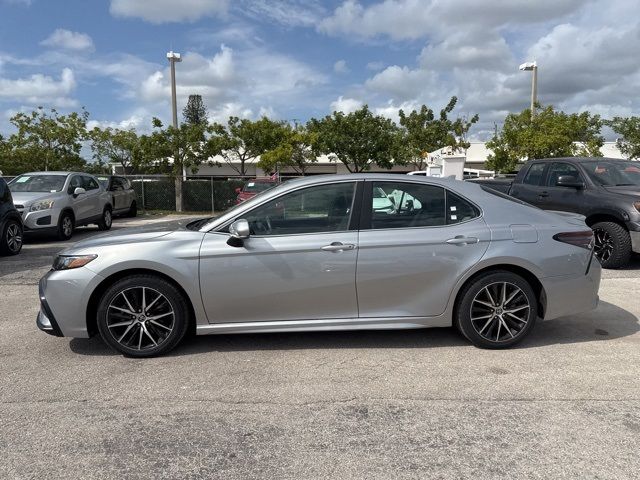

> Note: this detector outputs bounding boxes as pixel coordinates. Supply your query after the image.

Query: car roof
[19,171,87,176]
[530,157,627,163]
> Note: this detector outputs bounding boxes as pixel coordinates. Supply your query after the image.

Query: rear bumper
[630,230,640,254]
[540,259,601,320]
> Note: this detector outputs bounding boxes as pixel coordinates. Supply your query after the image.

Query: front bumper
[37,268,104,338]
[22,207,61,231]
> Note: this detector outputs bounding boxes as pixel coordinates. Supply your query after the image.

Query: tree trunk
[175,176,183,212]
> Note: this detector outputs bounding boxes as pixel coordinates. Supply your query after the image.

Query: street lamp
[166,51,182,129]
[519,61,538,118]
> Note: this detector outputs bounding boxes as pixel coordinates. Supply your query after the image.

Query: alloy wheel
[6,223,22,253]
[106,287,175,351]
[470,281,531,343]
[62,216,73,237]
[593,228,613,263]
[104,209,112,227]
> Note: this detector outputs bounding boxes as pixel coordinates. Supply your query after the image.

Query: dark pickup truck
[470,157,640,268]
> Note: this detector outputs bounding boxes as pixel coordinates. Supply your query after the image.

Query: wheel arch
[86,268,196,337]
[452,263,546,321]
[585,212,628,228]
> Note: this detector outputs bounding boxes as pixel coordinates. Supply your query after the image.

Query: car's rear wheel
[592,221,631,269]
[127,201,137,218]
[0,219,22,255]
[57,212,74,240]
[456,271,537,349]
[97,206,112,231]
[96,275,190,357]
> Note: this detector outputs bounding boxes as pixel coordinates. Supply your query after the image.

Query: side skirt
[196,316,450,335]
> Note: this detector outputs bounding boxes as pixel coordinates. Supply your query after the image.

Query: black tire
[56,211,74,240]
[127,201,137,218]
[0,219,23,256]
[96,274,190,357]
[592,221,631,269]
[97,206,113,231]
[455,270,538,349]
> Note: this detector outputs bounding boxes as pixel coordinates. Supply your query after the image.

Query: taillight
[553,230,594,250]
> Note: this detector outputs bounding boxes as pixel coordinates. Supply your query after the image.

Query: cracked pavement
[1,217,639,479]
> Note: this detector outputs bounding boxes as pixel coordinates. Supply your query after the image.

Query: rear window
[243,181,275,193]
[523,163,546,186]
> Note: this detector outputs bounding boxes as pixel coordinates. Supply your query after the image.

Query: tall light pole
[519,61,538,118]
[167,51,181,128]
[167,51,183,211]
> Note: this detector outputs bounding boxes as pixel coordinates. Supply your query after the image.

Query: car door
[356,181,490,318]
[81,175,102,219]
[110,177,126,211]
[199,180,361,323]
[542,162,586,213]
[509,162,549,207]
[67,175,90,220]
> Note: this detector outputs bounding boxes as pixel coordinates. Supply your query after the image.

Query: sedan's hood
[10,191,58,205]
[602,185,640,198]
[64,218,201,251]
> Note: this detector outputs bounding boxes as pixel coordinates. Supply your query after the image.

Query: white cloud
[365,65,438,101]
[110,0,229,23]
[330,96,363,113]
[41,29,95,52]
[0,68,77,107]
[333,59,349,74]
[366,61,384,71]
[240,0,325,27]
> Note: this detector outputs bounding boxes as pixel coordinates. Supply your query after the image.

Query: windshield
[8,174,67,192]
[582,160,640,186]
[243,181,275,193]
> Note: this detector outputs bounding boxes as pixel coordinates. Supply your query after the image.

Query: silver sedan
[37,174,601,357]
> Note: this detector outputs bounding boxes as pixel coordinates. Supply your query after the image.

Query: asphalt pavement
[1,215,639,479]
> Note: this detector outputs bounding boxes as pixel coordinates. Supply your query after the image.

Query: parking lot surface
[1,215,639,479]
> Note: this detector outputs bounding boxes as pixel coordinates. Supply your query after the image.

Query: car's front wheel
[455,271,537,349]
[96,275,190,357]
[0,219,23,256]
[57,212,74,240]
[97,206,112,231]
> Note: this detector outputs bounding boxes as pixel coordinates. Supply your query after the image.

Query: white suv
[8,172,112,240]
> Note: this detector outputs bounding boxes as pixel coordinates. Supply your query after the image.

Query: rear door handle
[321,242,356,252]
[446,236,479,246]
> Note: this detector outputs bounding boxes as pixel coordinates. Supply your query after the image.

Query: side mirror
[73,187,86,196]
[556,175,584,189]
[235,187,242,194]
[227,219,250,247]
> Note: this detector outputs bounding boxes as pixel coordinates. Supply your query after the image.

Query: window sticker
[247,182,255,187]
[450,214,457,220]
[16,176,30,183]
[450,206,457,211]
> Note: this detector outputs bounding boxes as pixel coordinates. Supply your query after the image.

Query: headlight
[30,199,55,212]
[52,254,97,270]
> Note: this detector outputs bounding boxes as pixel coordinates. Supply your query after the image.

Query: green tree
[258,123,318,175]
[88,127,141,174]
[606,116,640,159]
[308,105,403,173]
[140,118,210,211]
[486,105,604,173]
[2,107,88,174]
[398,97,479,170]
[207,116,288,176]
[182,94,208,126]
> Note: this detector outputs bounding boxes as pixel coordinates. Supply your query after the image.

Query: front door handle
[321,242,356,252]
[538,191,549,198]
[446,236,479,246]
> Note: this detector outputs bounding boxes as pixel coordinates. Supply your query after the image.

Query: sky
[0,0,639,140]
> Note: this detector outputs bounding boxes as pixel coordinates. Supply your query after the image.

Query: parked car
[235,178,278,204]
[0,176,23,255]
[96,175,138,217]
[37,174,600,357]
[8,172,113,240]
[471,158,640,268]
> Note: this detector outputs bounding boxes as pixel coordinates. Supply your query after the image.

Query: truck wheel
[128,201,137,218]
[57,212,74,240]
[97,207,113,231]
[592,221,631,269]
